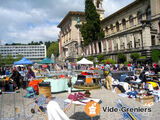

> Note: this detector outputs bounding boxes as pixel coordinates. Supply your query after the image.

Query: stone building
[58,11,85,62]
[58,0,160,62]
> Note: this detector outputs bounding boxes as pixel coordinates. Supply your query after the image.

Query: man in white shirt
[46,96,70,120]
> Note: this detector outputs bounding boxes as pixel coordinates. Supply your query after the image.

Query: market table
[43,77,78,93]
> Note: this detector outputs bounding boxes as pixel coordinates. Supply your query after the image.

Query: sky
[0,0,135,45]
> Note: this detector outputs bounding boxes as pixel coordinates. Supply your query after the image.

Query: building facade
[0,45,46,62]
[58,0,160,62]
[58,11,85,62]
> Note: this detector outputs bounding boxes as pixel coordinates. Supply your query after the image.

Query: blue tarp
[14,57,33,65]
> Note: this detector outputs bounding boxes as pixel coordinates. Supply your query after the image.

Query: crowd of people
[1,61,160,91]
[0,66,35,90]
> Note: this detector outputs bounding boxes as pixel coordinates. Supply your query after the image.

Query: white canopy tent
[76,58,93,65]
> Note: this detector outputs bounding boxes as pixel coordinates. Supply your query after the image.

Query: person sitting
[46,96,70,120]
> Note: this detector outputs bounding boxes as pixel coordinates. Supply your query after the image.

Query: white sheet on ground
[47,101,70,120]
[119,82,131,91]
[118,93,128,98]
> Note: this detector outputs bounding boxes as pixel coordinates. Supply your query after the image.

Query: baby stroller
[25,95,48,120]
[24,87,36,98]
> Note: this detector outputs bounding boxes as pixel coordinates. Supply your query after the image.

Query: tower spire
[93,0,104,20]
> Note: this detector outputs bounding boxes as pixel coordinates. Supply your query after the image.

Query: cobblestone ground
[0,87,160,120]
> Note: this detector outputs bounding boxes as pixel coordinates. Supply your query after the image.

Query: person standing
[26,68,35,80]
[10,68,21,90]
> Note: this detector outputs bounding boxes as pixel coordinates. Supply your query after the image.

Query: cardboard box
[115,87,121,94]
[136,95,154,104]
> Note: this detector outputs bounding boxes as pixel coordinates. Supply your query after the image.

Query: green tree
[97,55,105,63]
[45,41,52,50]
[139,56,147,59]
[118,53,126,63]
[87,56,94,61]
[77,56,83,61]
[47,41,59,58]
[0,54,4,66]
[5,55,14,65]
[152,50,160,62]
[39,41,43,44]
[15,54,23,61]
[28,41,41,45]
[80,0,104,46]
[101,59,116,64]
[130,53,140,61]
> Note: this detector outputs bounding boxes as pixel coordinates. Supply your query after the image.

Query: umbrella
[42,65,48,68]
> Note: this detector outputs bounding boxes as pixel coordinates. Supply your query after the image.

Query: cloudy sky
[0,0,135,45]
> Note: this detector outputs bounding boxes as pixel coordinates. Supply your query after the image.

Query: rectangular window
[151,36,155,45]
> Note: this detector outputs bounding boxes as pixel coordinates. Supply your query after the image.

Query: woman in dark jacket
[10,69,21,89]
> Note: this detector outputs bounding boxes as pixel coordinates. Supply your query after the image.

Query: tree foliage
[15,54,23,61]
[28,41,43,45]
[152,50,160,62]
[80,0,104,46]
[77,56,83,61]
[118,53,126,63]
[101,59,116,64]
[0,54,4,66]
[130,53,140,61]
[5,55,14,65]
[97,55,105,63]
[45,41,53,50]
[87,56,94,61]
[47,41,59,58]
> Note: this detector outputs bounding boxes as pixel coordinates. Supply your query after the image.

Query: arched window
[110,24,113,33]
[116,22,119,32]
[146,6,151,20]
[137,11,142,24]
[129,15,134,27]
[122,19,126,29]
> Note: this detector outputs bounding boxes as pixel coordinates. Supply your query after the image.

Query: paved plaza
[0,87,160,120]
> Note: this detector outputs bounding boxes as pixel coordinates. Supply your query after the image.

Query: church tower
[93,0,105,20]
